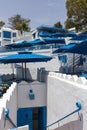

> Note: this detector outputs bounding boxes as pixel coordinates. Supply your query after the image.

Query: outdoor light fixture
[29,89,35,100]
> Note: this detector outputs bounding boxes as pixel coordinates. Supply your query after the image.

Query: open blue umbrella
[43,37,65,44]
[5,38,65,49]
[5,40,32,48]
[5,39,46,49]
[0,53,52,80]
[37,26,67,33]
[28,38,65,45]
[53,43,76,54]
[39,32,65,37]
[64,39,87,55]
[70,31,87,41]
[66,32,76,37]
[70,35,87,41]
[0,53,52,64]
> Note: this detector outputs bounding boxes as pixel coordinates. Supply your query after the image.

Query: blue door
[38,107,47,130]
[17,107,47,130]
[17,108,32,130]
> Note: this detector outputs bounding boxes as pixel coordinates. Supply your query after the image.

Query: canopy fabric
[39,32,65,37]
[51,32,65,37]
[53,43,76,53]
[43,38,65,44]
[29,39,45,45]
[5,38,65,49]
[29,38,65,45]
[70,36,87,41]
[66,32,76,37]
[37,26,67,33]
[0,53,52,64]
[5,39,46,48]
[71,31,87,41]
[64,39,87,55]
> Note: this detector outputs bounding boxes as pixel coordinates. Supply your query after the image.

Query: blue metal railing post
[46,102,82,128]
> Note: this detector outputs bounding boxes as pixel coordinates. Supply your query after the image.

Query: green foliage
[8,14,31,33]
[65,0,87,31]
[54,21,63,28]
[0,21,5,28]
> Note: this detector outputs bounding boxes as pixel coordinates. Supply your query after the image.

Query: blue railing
[47,102,82,128]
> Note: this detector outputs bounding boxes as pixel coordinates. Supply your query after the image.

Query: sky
[0,0,67,29]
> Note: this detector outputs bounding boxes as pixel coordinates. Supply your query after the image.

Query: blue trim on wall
[38,106,47,130]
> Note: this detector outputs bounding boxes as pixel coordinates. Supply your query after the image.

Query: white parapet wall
[47,72,87,130]
[0,82,17,130]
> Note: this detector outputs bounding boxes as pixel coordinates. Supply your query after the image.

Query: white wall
[0,82,17,130]
[47,72,87,130]
[17,81,47,108]
[0,64,14,75]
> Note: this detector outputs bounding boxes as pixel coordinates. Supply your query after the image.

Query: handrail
[4,108,16,128]
[47,102,82,128]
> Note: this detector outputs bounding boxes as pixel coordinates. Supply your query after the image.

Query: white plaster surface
[0,82,17,130]
[17,81,47,108]
[54,114,83,130]
[47,72,87,130]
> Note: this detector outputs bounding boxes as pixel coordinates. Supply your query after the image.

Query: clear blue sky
[0,0,67,29]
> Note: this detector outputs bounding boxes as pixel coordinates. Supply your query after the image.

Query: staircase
[46,102,82,130]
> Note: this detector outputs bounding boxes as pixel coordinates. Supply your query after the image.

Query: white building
[0,27,18,46]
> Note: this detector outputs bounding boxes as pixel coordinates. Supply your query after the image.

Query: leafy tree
[54,21,63,28]
[8,14,31,33]
[65,0,87,31]
[0,21,5,28]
